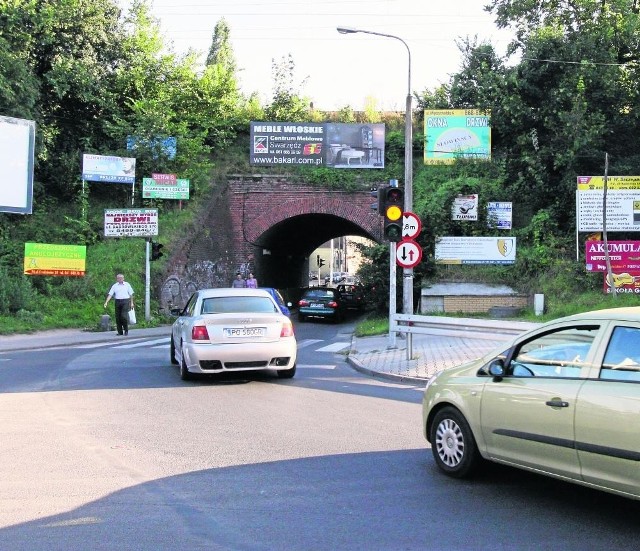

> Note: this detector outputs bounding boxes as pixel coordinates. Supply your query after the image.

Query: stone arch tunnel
[160,175,383,310]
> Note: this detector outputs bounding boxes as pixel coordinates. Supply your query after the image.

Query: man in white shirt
[104,273,135,336]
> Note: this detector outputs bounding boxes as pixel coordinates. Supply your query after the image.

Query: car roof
[197,288,273,299]
[557,306,640,323]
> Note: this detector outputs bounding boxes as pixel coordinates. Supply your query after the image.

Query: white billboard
[0,115,35,214]
[435,236,516,265]
[104,209,158,237]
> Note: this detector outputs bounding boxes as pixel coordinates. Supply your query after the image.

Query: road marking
[296,364,336,370]
[297,339,323,349]
[315,342,350,353]
[113,338,169,349]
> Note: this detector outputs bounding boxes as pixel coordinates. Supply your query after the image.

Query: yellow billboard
[577,176,640,190]
[23,243,86,276]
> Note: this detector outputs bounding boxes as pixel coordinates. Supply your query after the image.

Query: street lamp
[337,26,414,358]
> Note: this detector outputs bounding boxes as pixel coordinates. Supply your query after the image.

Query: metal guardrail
[391,313,541,338]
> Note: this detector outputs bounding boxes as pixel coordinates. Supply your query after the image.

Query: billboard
[576,175,640,232]
[23,243,86,276]
[451,194,478,221]
[0,115,35,214]
[424,109,491,165]
[127,135,177,160]
[585,240,640,272]
[435,236,516,265]
[104,209,158,237]
[142,176,189,199]
[249,122,385,169]
[82,154,136,184]
[487,202,513,229]
[603,272,640,294]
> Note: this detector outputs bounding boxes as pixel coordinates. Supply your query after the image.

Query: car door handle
[545,400,569,408]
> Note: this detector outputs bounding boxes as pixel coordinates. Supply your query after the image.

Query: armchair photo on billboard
[324,123,385,168]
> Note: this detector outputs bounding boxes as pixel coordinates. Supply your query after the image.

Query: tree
[264,54,310,121]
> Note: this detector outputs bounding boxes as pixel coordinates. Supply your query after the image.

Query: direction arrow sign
[396,239,423,268]
[402,212,422,239]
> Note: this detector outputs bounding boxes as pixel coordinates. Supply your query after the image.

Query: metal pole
[337,26,413,358]
[145,239,151,321]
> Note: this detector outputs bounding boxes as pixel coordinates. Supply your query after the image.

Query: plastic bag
[128,308,137,325]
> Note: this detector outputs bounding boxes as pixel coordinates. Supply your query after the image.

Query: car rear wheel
[170,336,179,365]
[179,350,192,381]
[277,364,296,379]
[430,407,480,478]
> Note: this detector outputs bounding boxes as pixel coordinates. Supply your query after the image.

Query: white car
[170,288,297,380]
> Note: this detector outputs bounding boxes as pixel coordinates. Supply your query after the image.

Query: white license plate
[310,303,324,308]
[224,327,266,338]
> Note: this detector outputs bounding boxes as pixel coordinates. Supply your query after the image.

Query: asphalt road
[0,318,638,550]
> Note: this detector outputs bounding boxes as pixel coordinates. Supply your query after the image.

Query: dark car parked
[297,287,344,323]
[336,283,366,310]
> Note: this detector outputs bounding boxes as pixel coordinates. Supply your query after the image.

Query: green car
[422,306,640,500]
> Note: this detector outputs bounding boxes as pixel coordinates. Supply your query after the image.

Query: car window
[200,296,277,314]
[304,289,335,299]
[600,326,640,382]
[509,325,599,378]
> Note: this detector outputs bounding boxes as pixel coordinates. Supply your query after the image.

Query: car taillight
[299,299,309,307]
[280,321,294,337]
[192,325,209,340]
[327,301,338,308]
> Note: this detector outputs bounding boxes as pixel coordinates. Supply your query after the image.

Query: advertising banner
[424,109,491,165]
[82,154,136,184]
[487,202,512,229]
[585,240,640,272]
[23,243,86,276]
[576,189,640,232]
[249,122,385,169]
[104,209,158,237]
[127,136,177,160]
[435,236,516,265]
[0,115,35,214]
[577,176,640,190]
[451,194,478,221]
[603,272,640,294]
[142,177,189,199]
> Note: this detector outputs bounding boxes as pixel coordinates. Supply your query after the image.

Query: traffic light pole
[388,242,397,348]
[145,238,151,321]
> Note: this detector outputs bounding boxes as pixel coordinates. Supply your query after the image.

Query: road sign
[402,212,422,239]
[396,239,422,268]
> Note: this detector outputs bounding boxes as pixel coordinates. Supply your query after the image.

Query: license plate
[224,327,265,337]
[310,303,324,308]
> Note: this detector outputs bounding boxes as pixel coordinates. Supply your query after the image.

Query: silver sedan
[170,288,297,380]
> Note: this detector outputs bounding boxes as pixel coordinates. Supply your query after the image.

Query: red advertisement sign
[603,272,640,294]
[585,240,640,272]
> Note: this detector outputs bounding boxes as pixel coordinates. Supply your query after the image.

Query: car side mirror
[488,359,506,380]
[170,307,182,317]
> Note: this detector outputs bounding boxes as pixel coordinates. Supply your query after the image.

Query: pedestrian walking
[231,272,246,288]
[246,272,258,288]
[104,273,135,336]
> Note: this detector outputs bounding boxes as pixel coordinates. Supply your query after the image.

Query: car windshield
[200,296,277,314]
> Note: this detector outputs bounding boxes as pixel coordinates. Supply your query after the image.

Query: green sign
[142,177,189,199]
[424,109,491,165]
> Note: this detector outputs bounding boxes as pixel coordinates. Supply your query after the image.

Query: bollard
[534,294,545,316]
[100,314,111,331]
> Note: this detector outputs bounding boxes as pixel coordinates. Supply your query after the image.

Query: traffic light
[318,258,325,268]
[382,187,404,242]
[150,241,164,261]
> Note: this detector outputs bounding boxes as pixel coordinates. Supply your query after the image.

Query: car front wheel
[277,364,296,379]
[170,336,179,365]
[430,406,480,478]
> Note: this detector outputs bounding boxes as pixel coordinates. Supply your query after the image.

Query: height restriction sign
[396,239,422,268]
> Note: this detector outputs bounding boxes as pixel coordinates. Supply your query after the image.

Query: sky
[122,0,514,111]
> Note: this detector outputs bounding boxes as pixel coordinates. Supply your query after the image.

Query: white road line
[296,364,336,370]
[315,342,350,353]
[113,338,169,349]
[297,339,323,349]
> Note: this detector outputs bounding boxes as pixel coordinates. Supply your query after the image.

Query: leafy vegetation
[1,0,640,334]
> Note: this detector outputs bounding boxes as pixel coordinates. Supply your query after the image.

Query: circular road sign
[396,239,423,268]
[402,212,422,239]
